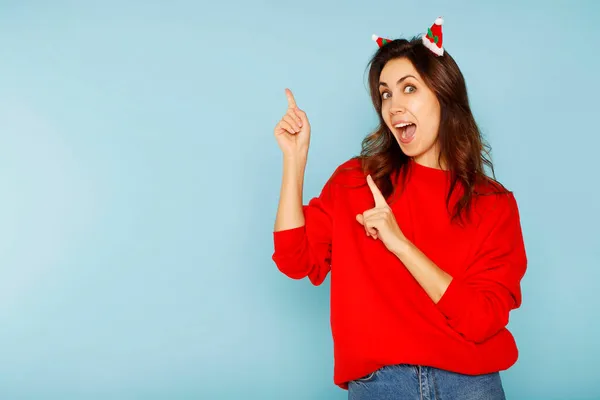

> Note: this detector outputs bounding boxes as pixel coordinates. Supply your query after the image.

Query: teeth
[394,122,414,128]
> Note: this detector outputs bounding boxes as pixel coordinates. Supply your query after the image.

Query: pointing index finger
[367,174,387,207]
[285,88,297,109]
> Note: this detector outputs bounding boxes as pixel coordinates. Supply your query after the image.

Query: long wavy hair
[343,36,508,224]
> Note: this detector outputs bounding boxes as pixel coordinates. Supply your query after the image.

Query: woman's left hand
[356,175,407,253]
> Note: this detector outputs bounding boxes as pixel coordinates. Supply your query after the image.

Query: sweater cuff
[435,277,468,321]
[273,225,306,253]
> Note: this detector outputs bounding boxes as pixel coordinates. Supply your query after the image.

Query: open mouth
[393,122,416,143]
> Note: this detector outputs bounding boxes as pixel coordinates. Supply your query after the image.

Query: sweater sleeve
[271,173,336,286]
[435,193,527,343]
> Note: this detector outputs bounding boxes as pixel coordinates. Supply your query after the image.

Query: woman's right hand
[274,88,311,160]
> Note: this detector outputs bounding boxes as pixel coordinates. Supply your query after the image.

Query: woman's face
[379,57,443,168]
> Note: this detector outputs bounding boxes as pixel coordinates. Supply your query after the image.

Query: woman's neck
[411,140,448,170]
[412,154,448,171]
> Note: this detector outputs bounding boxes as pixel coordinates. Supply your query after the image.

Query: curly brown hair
[339,36,508,224]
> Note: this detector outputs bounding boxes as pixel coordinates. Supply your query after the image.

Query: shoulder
[474,181,520,229]
[469,186,525,260]
[471,177,520,225]
[327,156,366,186]
[313,157,365,203]
[316,157,366,203]
[335,156,363,174]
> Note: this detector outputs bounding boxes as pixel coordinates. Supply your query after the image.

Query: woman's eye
[382,92,391,100]
[404,85,416,94]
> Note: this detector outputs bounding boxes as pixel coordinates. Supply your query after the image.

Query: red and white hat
[421,16,444,56]
[372,16,445,57]
[371,34,392,48]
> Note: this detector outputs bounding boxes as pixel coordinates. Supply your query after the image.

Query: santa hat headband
[372,16,444,57]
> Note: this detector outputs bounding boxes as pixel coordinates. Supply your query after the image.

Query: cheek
[380,104,391,124]
[416,99,440,135]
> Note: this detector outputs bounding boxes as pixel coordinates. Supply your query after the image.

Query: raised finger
[285,88,297,109]
[367,175,388,208]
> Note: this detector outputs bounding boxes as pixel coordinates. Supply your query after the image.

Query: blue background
[1,0,598,399]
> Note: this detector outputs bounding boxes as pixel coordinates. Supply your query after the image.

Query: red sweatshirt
[271,158,527,390]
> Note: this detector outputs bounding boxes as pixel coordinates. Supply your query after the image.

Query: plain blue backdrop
[0,0,599,399]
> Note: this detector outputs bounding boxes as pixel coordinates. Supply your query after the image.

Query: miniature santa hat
[371,34,392,48]
[421,16,444,56]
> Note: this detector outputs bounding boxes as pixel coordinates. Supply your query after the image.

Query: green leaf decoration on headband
[434,35,439,44]
[428,28,433,38]
[382,39,389,45]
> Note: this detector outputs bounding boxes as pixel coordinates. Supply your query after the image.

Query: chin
[395,138,421,157]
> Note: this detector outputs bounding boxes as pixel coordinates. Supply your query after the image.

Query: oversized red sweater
[271,158,527,390]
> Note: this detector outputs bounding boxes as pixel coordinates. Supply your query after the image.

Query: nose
[389,99,407,115]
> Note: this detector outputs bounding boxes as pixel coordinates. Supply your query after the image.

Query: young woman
[271,17,527,400]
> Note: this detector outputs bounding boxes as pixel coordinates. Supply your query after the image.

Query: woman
[271,17,527,399]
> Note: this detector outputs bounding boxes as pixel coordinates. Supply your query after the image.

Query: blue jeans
[348,364,506,400]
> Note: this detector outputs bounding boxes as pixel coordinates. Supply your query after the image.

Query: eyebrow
[379,75,417,88]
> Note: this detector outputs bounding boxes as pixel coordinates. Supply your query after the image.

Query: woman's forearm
[274,155,307,232]
[392,239,452,303]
